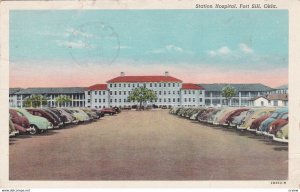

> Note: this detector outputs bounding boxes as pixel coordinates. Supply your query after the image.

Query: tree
[128,87,157,109]
[221,85,237,106]
[55,95,72,107]
[23,94,47,108]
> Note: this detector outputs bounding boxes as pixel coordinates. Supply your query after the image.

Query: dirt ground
[9,110,288,180]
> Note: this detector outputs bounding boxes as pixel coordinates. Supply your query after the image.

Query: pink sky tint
[10,62,287,88]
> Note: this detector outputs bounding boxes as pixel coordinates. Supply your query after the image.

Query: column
[239,92,241,107]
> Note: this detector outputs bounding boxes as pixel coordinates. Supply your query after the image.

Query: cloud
[64,28,93,38]
[56,40,95,49]
[149,44,192,54]
[208,46,232,57]
[239,43,254,53]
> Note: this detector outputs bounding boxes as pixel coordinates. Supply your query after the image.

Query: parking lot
[9,110,288,180]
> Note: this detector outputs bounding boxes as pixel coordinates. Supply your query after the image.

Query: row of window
[89,98,203,103]
[109,82,180,88]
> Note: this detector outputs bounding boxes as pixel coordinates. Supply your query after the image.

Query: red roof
[86,84,108,90]
[107,76,182,83]
[181,83,203,90]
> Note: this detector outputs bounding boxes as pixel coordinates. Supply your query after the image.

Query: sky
[9,10,288,88]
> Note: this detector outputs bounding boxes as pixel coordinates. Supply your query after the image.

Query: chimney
[120,72,125,76]
[165,71,169,76]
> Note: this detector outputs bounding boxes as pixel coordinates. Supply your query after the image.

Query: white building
[249,94,288,107]
[85,72,205,108]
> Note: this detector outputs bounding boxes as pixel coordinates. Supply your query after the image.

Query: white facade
[85,90,110,109]
[180,89,205,107]
[250,96,288,107]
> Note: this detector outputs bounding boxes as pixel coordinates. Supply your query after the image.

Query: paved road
[9,110,288,180]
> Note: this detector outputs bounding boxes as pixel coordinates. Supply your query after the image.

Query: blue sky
[9,10,288,87]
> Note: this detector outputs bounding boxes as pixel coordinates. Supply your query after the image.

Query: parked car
[13,108,53,135]
[273,124,288,143]
[91,109,104,118]
[256,108,288,135]
[212,107,237,125]
[161,105,168,109]
[26,108,62,129]
[190,108,206,120]
[237,107,276,130]
[197,108,215,122]
[247,114,271,133]
[81,108,99,120]
[229,110,249,128]
[219,108,249,126]
[101,108,117,115]
[50,108,79,124]
[64,108,90,122]
[113,106,121,113]
[206,108,222,124]
[43,108,64,127]
[10,108,32,133]
[267,113,288,136]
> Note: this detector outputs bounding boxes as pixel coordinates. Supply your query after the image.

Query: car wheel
[29,125,38,135]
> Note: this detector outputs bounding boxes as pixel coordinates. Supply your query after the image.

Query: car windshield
[270,112,279,118]
[19,109,33,117]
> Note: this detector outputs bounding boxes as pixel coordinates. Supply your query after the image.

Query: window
[87,91,90,95]
[159,99,162,102]
[164,91,166,95]
[119,84,121,87]
[110,91,112,95]
[99,91,101,95]
[99,99,101,103]
[173,91,175,94]
[124,91,126,95]
[189,98,191,102]
[124,84,126,87]
[110,99,112,103]
[178,91,180,94]
[88,99,90,103]
[184,90,187,94]
[168,91,171,94]
[119,91,121,95]
[164,83,166,87]
[119,99,121,102]
[173,83,175,87]
[114,84,116,87]
[124,99,126,102]
[159,91,161,95]
[273,100,278,106]
[115,91,117,95]
[168,98,171,102]
[173,98,175,102]
[128,84,130,87]
[159,83,161,87]
[200,91,202,94]
[115,99,117,102]
[193,91,195,94]
[154,83,157,87]
[189,90,191,94]
[177,98,180,102]
[103,99,105,103]
[94,91,97,95]
[133,84,135,87]
[164,98,166,102]
[184,98,187,102]
[193,98,195,102]
[150,83,152,87]
[95,99,97,103]
[261,101,264,107]
[168,83,170,87]
[110,84,112,88]
[200,98,202,102]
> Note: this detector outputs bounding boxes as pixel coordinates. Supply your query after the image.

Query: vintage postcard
[0,0,300,189]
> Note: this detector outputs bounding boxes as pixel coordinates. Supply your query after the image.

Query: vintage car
[91,109,104,118]
[10,108,32,133]
[212,107,237,125]
[64,108,90,122]
[50,108,78,124]
[9,119,18,137]
[267,113,288,136]
[246,114,271,132]
[101,108,117,115]
[257,108,288,135]
[13,108,53,135]
[197,108,215,122]
[81,108,99,120]
[27,108,62,129]
[237,107,276,130]
[43,108,64,127]
[113,106,121,113]
[273,124,288,143]
[229,110,249,128]
[206,108,222,124]
[190,108,206,120]
[219,108,249,126]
